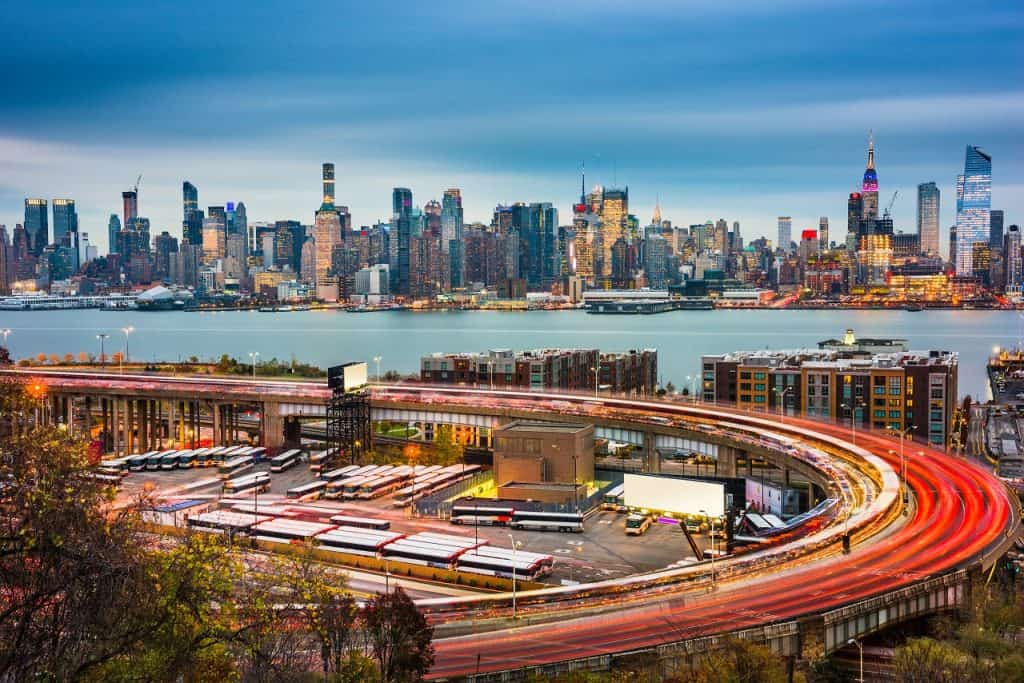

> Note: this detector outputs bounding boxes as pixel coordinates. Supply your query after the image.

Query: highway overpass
[3,368,1020,681]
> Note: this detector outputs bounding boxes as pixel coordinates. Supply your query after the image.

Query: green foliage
[363,587,435,683]
[685,638,791,683]
[433,424,463,466]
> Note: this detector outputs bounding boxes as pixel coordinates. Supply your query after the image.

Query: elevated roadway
[4,369,1021,679]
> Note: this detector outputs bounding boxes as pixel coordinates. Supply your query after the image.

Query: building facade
[955,145,992,276]
[917,182,940,257]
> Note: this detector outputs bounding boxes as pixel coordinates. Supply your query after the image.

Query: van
[625,514,652,536]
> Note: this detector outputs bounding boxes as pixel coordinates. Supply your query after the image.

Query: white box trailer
[623,473,725,517]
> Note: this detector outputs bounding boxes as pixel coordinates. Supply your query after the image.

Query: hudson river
[2,309,1016,399]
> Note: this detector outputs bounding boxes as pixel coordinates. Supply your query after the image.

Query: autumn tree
[0,346,10,365]
[434,424,463,466]
[363,587,435,683]
[687,638,790,683]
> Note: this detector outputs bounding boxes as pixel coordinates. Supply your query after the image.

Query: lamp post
[841,400,864,445]
[847,638,863,683]
[590,366,599,398]
[507,532,518,619]
[121,326,133,373]
[700,509,716,590]
[373,355,382,383]
[96,333,109,367]
[1,328,10,347]
[248,352,259,379]
[775,386,793,423]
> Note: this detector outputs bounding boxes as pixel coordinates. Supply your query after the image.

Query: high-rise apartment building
[391,187,413,296]
[24,198,48,256]
[441,188,464,287]
[916,182,940,256]
[314,167,343,301]
[846,192,863,251]
[1005,225,1021,294]
[955,145,992,276]
[777,217,792,252]
[818,217,829,252]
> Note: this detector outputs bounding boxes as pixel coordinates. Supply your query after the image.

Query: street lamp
[0,328,10,347]
[248,352,259,379]
[775,386,793,423]
[96,334,109,367]
[847,638,864,682]
[699,509,717,590]
[841,400,864,445]
[121,326,134,373]
[507,532,519,619]
[373,355,382,383]
[590,366,599,398]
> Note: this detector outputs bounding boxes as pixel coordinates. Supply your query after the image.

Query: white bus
[218,455,255,480]
[451,504,516,526]
[602,483,626,511]
[510,510,584,533]
[286,480,327,500]
[270,449,302,473]
[328,515,391,531]
[308,447,338,473]
[222,472,271,495]
[320,464,360,481]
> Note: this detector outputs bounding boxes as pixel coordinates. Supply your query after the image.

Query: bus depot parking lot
[118,455,715,586]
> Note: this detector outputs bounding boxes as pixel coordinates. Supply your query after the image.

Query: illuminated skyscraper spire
[652,196,661,225]
[861,131,879,218]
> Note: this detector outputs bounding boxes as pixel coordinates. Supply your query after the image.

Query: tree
[48,353,60,364]
[893,638,976,683]
[362,587,434,683]
[35,352,47,363]
[111,351,123,364]
[62,353,74,364]
[76,352,90,363]
[434,424,463,466]
[687,638,789,683]
[665,381,676,394]
[0,346,10,365]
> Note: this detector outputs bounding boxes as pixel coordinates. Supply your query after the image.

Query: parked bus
[100,456,131,472]
[320,464,360,481]
[126,452,155,472]
[88,472,124,488]
[286,480,327,500]
[510,510,584,533]
[218,455,255,479]
[315,528,403,557]
[602,483,626,511]
[146,451,174,471]
[328,515,391,531]
[248,446,267,460]
[307,447,338,473]
[456,547,552,581]
[356,474,408,500]
[222,472,271,496]
[160,451,183,470]
[250,519,335,544]
[270,449,302,473]
[381,540,464,569]
[451,504,515,526]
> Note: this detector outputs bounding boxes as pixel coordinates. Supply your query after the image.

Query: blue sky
[1,0,1021,253]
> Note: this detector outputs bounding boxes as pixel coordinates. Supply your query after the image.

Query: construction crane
[133,174,142,194]
[884,190,898,218]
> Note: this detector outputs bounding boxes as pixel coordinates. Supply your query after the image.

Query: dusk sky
[1,0,1021,253]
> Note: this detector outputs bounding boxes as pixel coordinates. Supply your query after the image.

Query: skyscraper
[954,145,992,276]
[990,210,1004,250]
[861,132,879,220]
[183,181,198,221]
[322,163,335,206]
[777,216,792,252]
[1004,225,1021,294]
[441,189,464,287]
[598,187,628,277]
[24,198,47,256]
[391,187,413,296]
[107,214,121,255]
[846,192,862,251]
[122,190,138,232]
[818,217,829,252]
[916,182,940,256]
[52,199,77,247]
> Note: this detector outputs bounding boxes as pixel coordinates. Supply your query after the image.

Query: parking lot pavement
[121,462,710,585]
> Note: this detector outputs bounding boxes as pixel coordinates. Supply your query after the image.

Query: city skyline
[1,1,1021,252]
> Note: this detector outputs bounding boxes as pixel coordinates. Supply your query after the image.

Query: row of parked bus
[281,463,483,503]
[450,504,585,533]
[101,445,268,475]
[185,510,553,580]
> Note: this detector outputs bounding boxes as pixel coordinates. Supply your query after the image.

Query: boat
[904,304,924,312]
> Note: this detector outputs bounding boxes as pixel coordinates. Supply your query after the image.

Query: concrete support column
[783,467,792,488]
[212,403,221,447]
[716,446,739,477]
[65,397,74,434]
[262,402,285,449]
[126,400,135,454]
[642,431,660,473]
[112,399,120,455]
